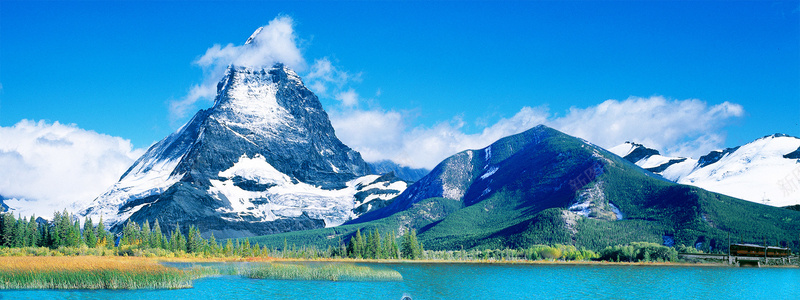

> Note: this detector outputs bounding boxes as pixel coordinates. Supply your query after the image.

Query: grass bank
[0,256,209,289]
[0,256,402,290]
[237,262,402,281]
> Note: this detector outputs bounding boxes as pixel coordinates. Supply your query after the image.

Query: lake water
[3,262,799,299]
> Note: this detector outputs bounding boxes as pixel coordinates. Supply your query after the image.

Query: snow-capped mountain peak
[612,134,800,207]
[81,61,399,238]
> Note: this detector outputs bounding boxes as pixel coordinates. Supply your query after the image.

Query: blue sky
[3,1,798,146]
[0,1,798,208]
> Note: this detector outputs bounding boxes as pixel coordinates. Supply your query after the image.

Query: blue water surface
[1,263,798,300]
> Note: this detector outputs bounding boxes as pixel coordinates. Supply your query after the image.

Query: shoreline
[154,256,799,268]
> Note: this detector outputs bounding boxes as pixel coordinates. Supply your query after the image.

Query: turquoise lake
[2,263,798,299]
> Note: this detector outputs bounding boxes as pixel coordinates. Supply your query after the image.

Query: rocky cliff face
[81,63,403,239]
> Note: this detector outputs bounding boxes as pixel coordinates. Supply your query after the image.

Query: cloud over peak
[0,120,144,218]
[170,16,305,121]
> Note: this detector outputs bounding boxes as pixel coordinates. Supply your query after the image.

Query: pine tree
[401,229,421,259]
[2,213,16,247]
[371,229,382,259]
[83,217,97,248]
[96,216,110,248]
[241,238,251,257]
[186,225,203,253]
[37,222,49,248]
[208,233,219,255]
[120,220,140,247]
[347,229,365,258]
[69,218,83,247]
[224,239,234,256]
[141,220,151,248]
[382,231,398,259]
[355,229,365,258]
[151,219,164,249]
[169,224,186,252]
[27,216,38,247]
[13,217,26,247]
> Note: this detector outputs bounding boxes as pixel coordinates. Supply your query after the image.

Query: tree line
[0,211,114,249]
[339,228,423,260]
[0,210,693,264]
[0,211,425,260]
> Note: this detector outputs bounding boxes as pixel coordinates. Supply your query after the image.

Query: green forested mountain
[249,125,800,252]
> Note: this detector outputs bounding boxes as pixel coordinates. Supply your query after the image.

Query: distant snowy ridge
[610,134,800,207]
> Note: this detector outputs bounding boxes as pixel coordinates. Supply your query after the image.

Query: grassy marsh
[237,263,402,281]
[0,256,402,290]
[0,256,206,289]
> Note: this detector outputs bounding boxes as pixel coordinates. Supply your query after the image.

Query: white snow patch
[208,154,407,227]
[676,135,800,207]
[609,202,623,220]
[608,143,636,157]
[481,166,499,180]
[658,158,697,181]
[617,136,800,207]
[638,155,677,169]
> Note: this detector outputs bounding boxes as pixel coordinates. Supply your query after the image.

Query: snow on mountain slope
[208,154,403,227]
[611,134,800,207]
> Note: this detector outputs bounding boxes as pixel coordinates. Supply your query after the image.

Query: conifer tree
[96,216,110,247]
[208,233,219,255]
[355,229,365,258]
[151,219,164,249]
[241,238,251,257]
[2,213,16,247]
[141,220,151,248]
[121,221,140,247]
[13,217,26,247]
[401,229,421,259]
[224,239,234,256]
[186,225,203,253]
[169,224,186,252]
[84,217,96,248]
[37,222,49,247]
[27,216,38,247]
[371,229,382,259]
[69,218,83,247]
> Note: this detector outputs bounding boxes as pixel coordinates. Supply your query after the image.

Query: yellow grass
[0,256,202,289]
[0,256,168,273]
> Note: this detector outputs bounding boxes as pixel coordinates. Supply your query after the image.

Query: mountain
[368,160,429,182]
[248,125,800,252]
[81,57,406,238]
[610,134,800,207]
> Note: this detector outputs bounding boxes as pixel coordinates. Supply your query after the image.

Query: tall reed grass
[0,256,203,289]
[239,263,403,281]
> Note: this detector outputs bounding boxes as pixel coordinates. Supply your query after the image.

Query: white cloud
[330,106,549,169]
[330,97,744,169]
[305,57,361,100]
[170,16,305,121]
[549,96,744,158]
[335,89,359,107]
[0,120,144,218]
